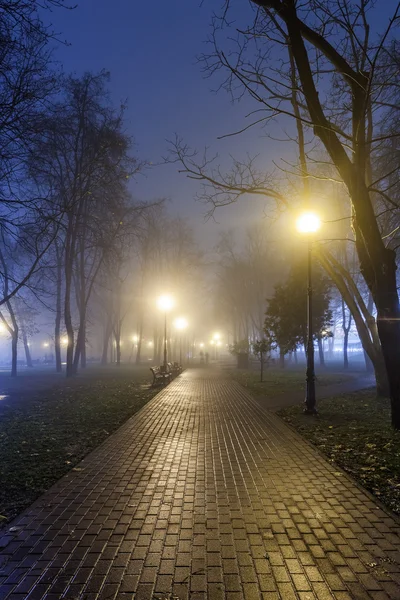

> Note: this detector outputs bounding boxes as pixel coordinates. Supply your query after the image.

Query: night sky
[47,0,398,248]
[46,0,280,248]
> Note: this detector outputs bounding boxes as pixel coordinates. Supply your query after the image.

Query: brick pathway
[0,369,399,600]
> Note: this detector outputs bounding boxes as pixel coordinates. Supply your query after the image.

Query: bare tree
[30,72,144,376]
[170,0,400,425]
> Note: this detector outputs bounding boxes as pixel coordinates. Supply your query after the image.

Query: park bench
[168,362,183,377]
[150,365,172,386]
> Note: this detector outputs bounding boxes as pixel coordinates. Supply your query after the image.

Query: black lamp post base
[303,405,318,415]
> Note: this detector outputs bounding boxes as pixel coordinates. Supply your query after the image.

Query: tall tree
[265,259,333,367]
[30,72,142,376]
[171,0,400,425]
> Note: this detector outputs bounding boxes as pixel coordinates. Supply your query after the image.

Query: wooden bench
[150,365,172,386]
[168,362,183,377]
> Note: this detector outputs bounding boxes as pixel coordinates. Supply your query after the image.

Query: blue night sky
[46,0,398,248]
[46,0,280,247]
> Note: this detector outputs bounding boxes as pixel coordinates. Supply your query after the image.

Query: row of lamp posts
[156,209,320,414]
[157,295,188,369]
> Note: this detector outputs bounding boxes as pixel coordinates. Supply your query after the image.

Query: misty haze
[0,2,399,600]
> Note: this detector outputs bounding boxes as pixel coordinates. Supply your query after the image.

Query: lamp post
[174,317,188,365]
[157,295,174,369]
[213,333,221,360]
[296,212,321,414]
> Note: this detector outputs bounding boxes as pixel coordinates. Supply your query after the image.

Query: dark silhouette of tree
[170,0,400,425]
[252,338,272,382]
[265,260,333,368]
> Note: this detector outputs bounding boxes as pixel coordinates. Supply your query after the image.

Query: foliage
[279,391,400,515]
[229,338,250,356]
[264,260,333,356]
[252,338,272,359]
[252,337,273,381]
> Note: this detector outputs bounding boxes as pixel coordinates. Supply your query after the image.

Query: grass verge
[230,368,354,397]
[0,368,159,526]
[278,389,400,515]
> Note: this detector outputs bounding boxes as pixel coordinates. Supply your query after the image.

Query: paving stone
[0,370,399,599]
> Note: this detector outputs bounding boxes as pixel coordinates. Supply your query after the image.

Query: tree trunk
[64,217,75,378]
[114,321,121,366]
[73,323,84,374]
[80,331,86,369]
[116,338,121,366]
[279,350,285,368]
[342,298,351,371]
[22,330,33,368]
[136,317,144,365]
[101,314,112,365]
[11,332,18,377]
[375,268,400,421]
[343,331,349,370]
[318,251,389,396]
[364,350,374,373]
[55,242,63,373]
[260,353,264,382]
[375,360,390,398]
[17,314,33,369]
[318,337,325,366]
[54,314,62,374]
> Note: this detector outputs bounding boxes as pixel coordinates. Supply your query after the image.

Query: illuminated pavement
[0,369,399,599]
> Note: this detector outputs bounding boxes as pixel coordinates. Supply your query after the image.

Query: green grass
[230,368,354,397]
[278,390,400,515]
[0,367,159,526]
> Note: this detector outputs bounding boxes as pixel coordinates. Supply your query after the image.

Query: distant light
[0,323,5,333]
[216,341,222,346]
[148,341,153,347]
[157,294,174,311]
[62,336,68,345]
[210,340,215,345]
[296,212,321,233]
[174,317,188,330]
[199,343,204,348]
[43,342,49,348]
[213,332,221,341]
[132,335,139,343]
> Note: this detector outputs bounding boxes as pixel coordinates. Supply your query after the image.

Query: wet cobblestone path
[0,369,399,599]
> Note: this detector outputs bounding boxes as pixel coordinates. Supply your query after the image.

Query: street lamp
[296,211,321,414]
[174,317,188,365]
[213,333,221,360]
[157,294,174,369]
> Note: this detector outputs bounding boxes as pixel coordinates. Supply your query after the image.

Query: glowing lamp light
[296,212,321,234]
[62,336,68,345]
[199,343,204,348]
[0,323,5,333]
[157,294,174,312]
[213,332,221,341]
[174,317,188,330]
[43,342,49,348]
[132,335,139,343]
